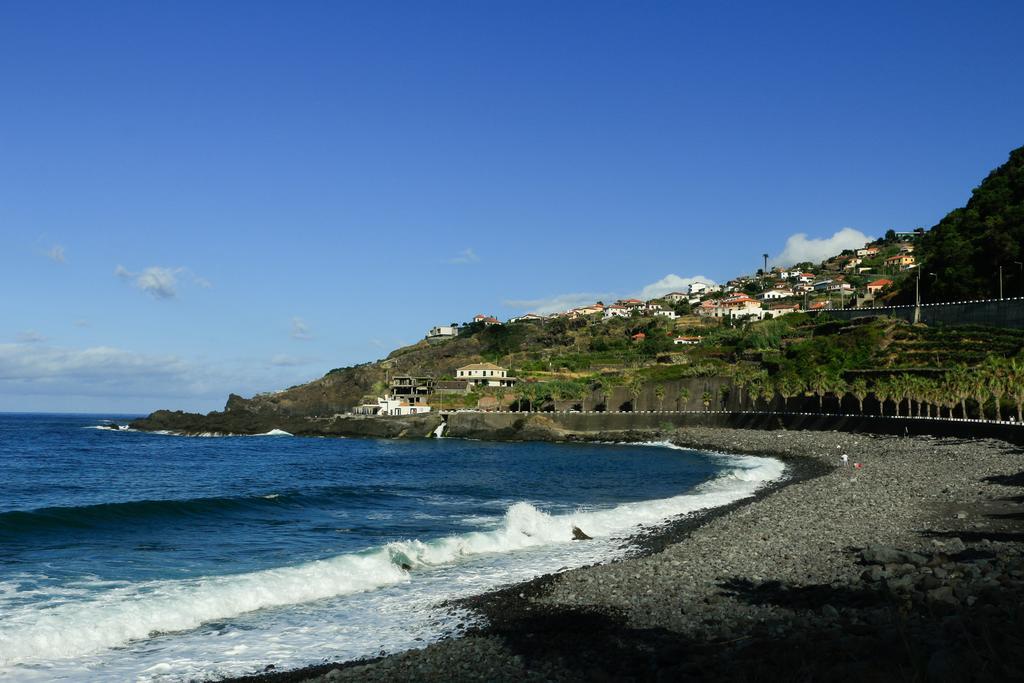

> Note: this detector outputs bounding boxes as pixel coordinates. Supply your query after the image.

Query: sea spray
[0,449,783,667]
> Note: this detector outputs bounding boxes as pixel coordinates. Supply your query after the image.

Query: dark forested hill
[912,145,1024,302]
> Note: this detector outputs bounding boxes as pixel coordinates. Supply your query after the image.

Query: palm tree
[892,375,912,417]
[746,379,764,411]
[809,369,831,412]
[948,364,972,418]
[701,389,713,411]
[732,366,753,410]
[627,378,643,411]
[983,356,1008,422]
[850,378,869,414]
[777,375,802,412]
[1008,357,1024,422]
[972,371,988,420]
[874,378,892,416]
[655,384,666,411]
[495,387,507,411]
[602,377,618,411]
[826,374,847,413]
[514,382,531,412]
[677,386,690,411]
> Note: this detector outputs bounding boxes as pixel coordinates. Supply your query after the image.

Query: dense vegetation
[907,144,1024,302]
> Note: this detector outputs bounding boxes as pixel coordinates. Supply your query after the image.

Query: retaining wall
[444,410,1024,445]
[814,297,1024,329]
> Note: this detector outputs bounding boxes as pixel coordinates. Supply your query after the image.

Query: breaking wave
[0,450,784,666]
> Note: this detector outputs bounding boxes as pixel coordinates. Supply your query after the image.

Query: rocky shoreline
[216,427,1024,682]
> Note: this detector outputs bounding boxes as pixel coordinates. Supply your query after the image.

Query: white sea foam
[0,448,784,675]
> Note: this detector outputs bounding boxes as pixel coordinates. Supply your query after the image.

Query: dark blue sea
[0,413,784,681]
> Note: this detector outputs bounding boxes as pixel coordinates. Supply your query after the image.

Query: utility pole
[999,265,1004,300]
[1017,262,1024,297]
[914,267,921,324]
[762,253,769,288]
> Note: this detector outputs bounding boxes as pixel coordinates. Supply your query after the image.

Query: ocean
[0,413,785,681]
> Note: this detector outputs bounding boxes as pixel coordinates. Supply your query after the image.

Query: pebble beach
[229,427,1024,683]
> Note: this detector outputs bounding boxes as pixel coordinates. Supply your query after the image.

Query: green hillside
[907,144,1024,302]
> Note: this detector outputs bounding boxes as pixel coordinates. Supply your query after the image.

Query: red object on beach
[854,463,863,469]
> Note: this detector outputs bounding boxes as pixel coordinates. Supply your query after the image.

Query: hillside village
[350,226,1020,417]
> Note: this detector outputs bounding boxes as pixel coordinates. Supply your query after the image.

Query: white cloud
[135,267,179,299]
[115,265,211,299]
[0,340,324,413]
[15,331,46,344]
[47,245,66,263]
[773,228,874,267]
[290,317,313,341]
[447,248,479,265]
[269,354,314,367]
[0,343,208,398]
[504,292,614,315]
[638,274,717,300]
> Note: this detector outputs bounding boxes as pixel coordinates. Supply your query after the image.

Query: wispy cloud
[290,317,313,341]
[638,274,717,299]
[773,228,873,267]
[504,292,614,315]
[269,354,315,367]
[0,343,208,398]
[447,248,479,265]
[504,274,719,316]
[47,245,66,264]
[0,342,321,412]
[115,265,211,299]
[15,331,46,344]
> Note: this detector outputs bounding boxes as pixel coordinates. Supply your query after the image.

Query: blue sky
[2,0,1022,413]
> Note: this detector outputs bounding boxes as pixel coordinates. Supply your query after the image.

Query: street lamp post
[1000,265,1004,300]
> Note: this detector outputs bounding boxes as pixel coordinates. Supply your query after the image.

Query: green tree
[655,384,666,411]
[1008,357,1024,422]
[627,378,643,411]
[905,145,1024,303]
[874,378,892,416]
[677,386,690,411]
[948,364,973,418]
[983,356,1008,421]
[701,389,713,411]
[777,375,803,412]
[849,378,869,414]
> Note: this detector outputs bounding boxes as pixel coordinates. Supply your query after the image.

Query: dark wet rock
[571,526,592,541]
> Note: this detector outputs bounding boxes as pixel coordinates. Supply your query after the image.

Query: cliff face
[224,334,488,416]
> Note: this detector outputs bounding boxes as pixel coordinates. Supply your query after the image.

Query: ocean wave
[0,488,400,536]
[0,451,784,667]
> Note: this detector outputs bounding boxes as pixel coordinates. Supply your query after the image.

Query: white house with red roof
[866,278,893,295]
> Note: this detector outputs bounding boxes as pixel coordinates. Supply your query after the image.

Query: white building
[758,288,793,301]
[663,292,689,303]
[456,363,517,388]
[653,309,678,319]
[603,305,630,319]
[508,313,544,323]
[688,281,719,296]
[353,397,432,416]
[426,324,459,339]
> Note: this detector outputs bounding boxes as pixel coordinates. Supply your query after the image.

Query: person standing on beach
[841,453,849,466]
